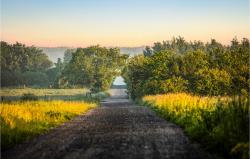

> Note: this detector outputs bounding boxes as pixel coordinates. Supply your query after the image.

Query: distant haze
[40,46,144,63]
[113,76,126,86]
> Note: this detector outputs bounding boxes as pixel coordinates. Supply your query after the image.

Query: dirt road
[2,89,211,159]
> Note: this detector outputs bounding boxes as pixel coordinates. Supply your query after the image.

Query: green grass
[0,88,109,102]
[142,93,249,159]
[0,88,110,150]
[0,88,88,97]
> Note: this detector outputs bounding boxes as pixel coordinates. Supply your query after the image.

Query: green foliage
[1,41,53,87]
[161,76,188,93]
[60,45,128,91]
[20,93,39,101]
[143,94,249,159]
[230,143,249,159]
[123,37,250,98]
[22,71,49,86]
[193,68,231,95]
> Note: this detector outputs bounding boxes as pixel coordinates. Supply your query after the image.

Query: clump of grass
[142,93,249,159]
[0,100,96,149]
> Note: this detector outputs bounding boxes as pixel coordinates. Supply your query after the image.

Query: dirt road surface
[2,89,211,159]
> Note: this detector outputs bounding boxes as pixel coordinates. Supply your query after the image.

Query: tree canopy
[123,37,250,99]
[58,46,128,91]
[1,41,53,87]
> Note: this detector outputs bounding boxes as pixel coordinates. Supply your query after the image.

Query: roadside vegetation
[1,43,119,150]
[123,37,249,159]
[0,88,88,97]
[1,41,128,92]
[1,100,96,150]
[0,88,109,102]
[0,88,108,150]
[142,94,249,159]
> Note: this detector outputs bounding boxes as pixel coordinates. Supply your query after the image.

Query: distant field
[0,88,90,101]
[0,88,89,97]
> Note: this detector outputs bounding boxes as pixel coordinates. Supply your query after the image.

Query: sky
[1,0,249,47]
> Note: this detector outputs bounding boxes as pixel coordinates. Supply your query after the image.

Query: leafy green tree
[61,46,127,91]
[0,41,52,87]
[123,37,249,99]
[63,49,75,63]
[193,68,231,95]
[161,76,188,93]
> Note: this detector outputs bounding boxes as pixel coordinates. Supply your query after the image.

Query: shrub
[20,93,39,101]
[193,68,231,95]
[161,76,188,93]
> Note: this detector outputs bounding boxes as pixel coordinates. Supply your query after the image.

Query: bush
[20,93,39,101]
[21,71,49,87]
[161,76,188,93]
[193,68,231,95]
[1,71,49,87]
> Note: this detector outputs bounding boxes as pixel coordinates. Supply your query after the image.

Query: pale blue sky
[1,0,249,46]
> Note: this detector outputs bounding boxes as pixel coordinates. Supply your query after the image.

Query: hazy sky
[1,0,249,47]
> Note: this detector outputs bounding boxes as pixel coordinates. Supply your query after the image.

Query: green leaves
[124,37,250,99]
[1,41,53,87]
[60,46,127,91]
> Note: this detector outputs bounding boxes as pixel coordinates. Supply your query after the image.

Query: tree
[60,46,127,91]
[0,41,52,87]
[193,68,231,95]
[123,37,249,99]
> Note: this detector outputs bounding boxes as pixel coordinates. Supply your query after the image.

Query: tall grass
[0,100,96,149]
[142,93,249,159]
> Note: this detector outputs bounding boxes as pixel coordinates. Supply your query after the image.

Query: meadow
[0,88,109,102]
[0,88,109,150]
[0,88,88,101]
[142,93,249,159]
[1,100,96,149]
[0,88,89,96]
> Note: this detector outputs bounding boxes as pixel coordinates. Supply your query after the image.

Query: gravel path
[2,89,211,159]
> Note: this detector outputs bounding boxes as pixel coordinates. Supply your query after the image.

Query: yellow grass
[143,93,221,114]
[0,100,96,148]
[142,93,249,158]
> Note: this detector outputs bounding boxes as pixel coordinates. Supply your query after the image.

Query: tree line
[122,37,249,99]
[1,41,127,92]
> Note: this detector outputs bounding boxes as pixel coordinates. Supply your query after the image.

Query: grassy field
[1,100,96,149]
[142,93,249,159]
[0,88,109,102]
[0,88,109,149]
[0,88,89,101]
[0,88,89,96]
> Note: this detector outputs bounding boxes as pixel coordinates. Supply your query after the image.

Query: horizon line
[2,36,249,48]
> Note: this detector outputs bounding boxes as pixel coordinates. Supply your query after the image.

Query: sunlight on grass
[142,93,249,158]
[0,100,96,148]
